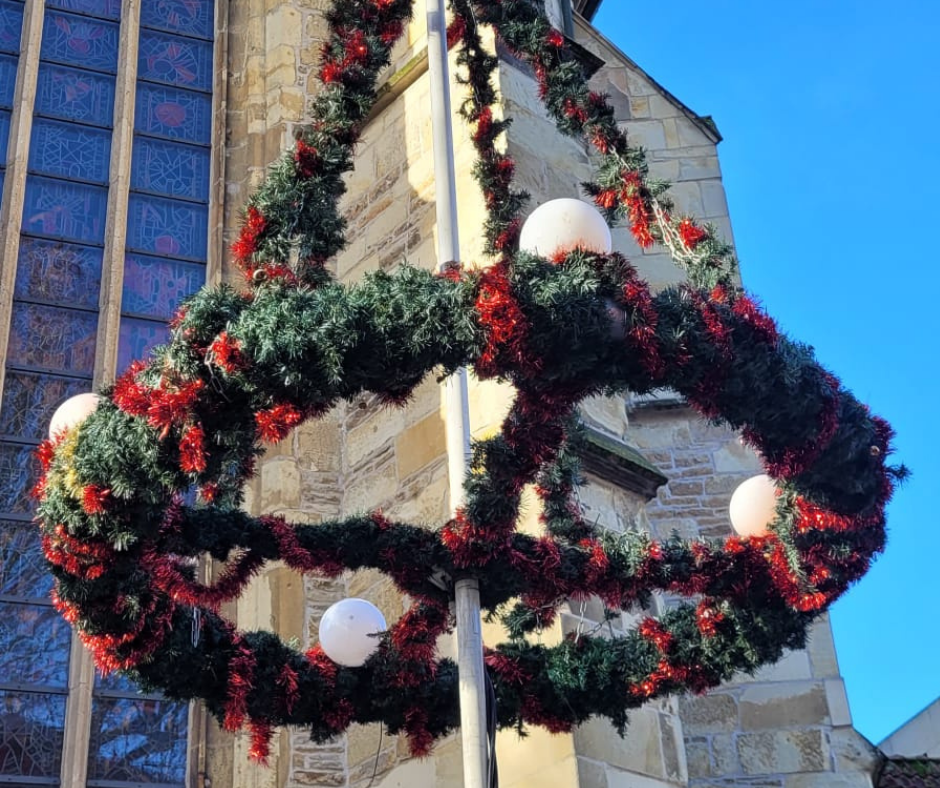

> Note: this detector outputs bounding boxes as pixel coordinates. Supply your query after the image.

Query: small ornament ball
[519,198,613,257]
[729,474,779,538]
[318,598,387,667]
[49,393,102,439]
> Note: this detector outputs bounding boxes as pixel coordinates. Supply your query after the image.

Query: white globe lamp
[519,198,612,257]
[49,393,102,440]
[729,474,779,538]
[318,598,387,667]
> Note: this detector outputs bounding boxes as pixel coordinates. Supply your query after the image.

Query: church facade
[0,1,880,786]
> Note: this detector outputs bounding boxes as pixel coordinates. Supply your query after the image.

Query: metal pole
[426,1,487,787]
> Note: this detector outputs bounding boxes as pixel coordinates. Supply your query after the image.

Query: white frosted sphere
[318,598,387,667]
[519,198,613,257]
[729,474,779,538]
[49,393,102,439]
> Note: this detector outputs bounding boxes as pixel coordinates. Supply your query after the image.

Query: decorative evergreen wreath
[35,0,903,762]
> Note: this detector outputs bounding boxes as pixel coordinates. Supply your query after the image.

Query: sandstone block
[750,648,813,683]
[260,458,301,510]
[625,120,668,151]
[739,682,829,730]
[785,773,874,788]
[685,738,711,778]
[395,411,446,479]
[825,680,852,727]
[737,729,829,774]
[679,693,738,734]
[575,709,666,779]
[830,726,880,773]
[577,756,610,788]
[711,732,739,775]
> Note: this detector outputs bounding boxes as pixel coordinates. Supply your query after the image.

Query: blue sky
[594,1,940,743]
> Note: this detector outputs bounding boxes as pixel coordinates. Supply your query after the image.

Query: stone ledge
[581,426,668,500]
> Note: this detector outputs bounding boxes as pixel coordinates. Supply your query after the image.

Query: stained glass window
[126,194,208,260]
[0,1,24,56]
[142,0,214,40]
[29,118,112,184]
[0,521,54,599]
[41,10,119,74]
[0,110,10,159]
[14,238,103,309]
[35,63,116,126]
[122,255,205,320]
[22,176,108,244]
[46,0,121,20]
[118,318,170,373]
[6,303,98,376]
[0,690,65,779]
[87,697,188,784]
[131,136,210,200]
[0,371,91,442]
[138,29,213,92]
[0,603,70,689]
[135,82,211,143]
[0,54,16,108]
[0,444,40,516]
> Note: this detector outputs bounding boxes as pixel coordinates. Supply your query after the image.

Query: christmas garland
[34,0,902,763]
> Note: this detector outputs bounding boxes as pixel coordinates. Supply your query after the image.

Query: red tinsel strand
[248,720,274,764]
[256,403,304,443]
[484,648,530,685]
[323,699,355,732]
[695,601,725,637]
[146,378,205,436]
[277,664,300,715]
[305,644,338,686]
[208,331,246,373]
[731,294,779,346]
[113,360,152,417]
[474,261,533,378]
[36,439,57,472]
[294,139,319,178]
[41,532,111,581]
[684,289,733,418]
[620,276,665,379]
[265,515,345,577]
[638,617,673,653]
[404,707,435,757]
[441,511,513,569]
[446,14,467,48]
[678,218,709,250]
[179,423,207,474]
[81,485,110,515]
[223,633,258,732]
[620,171,656,248]
[232,206,267,268]
[146,550,265,612]
[389,603,448,680]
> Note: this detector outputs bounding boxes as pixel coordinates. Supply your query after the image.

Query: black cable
[485,668,499,788]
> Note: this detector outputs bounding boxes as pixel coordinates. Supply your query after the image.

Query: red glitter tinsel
[179,423,207,474]
[678,218,709,249]
[294,140,319,178]
[82,485,110,515]
[208,331,246,374]
[248,720,274,764]
[223,635,258,732]
[232,206,267,264]
[256,403,304,443]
